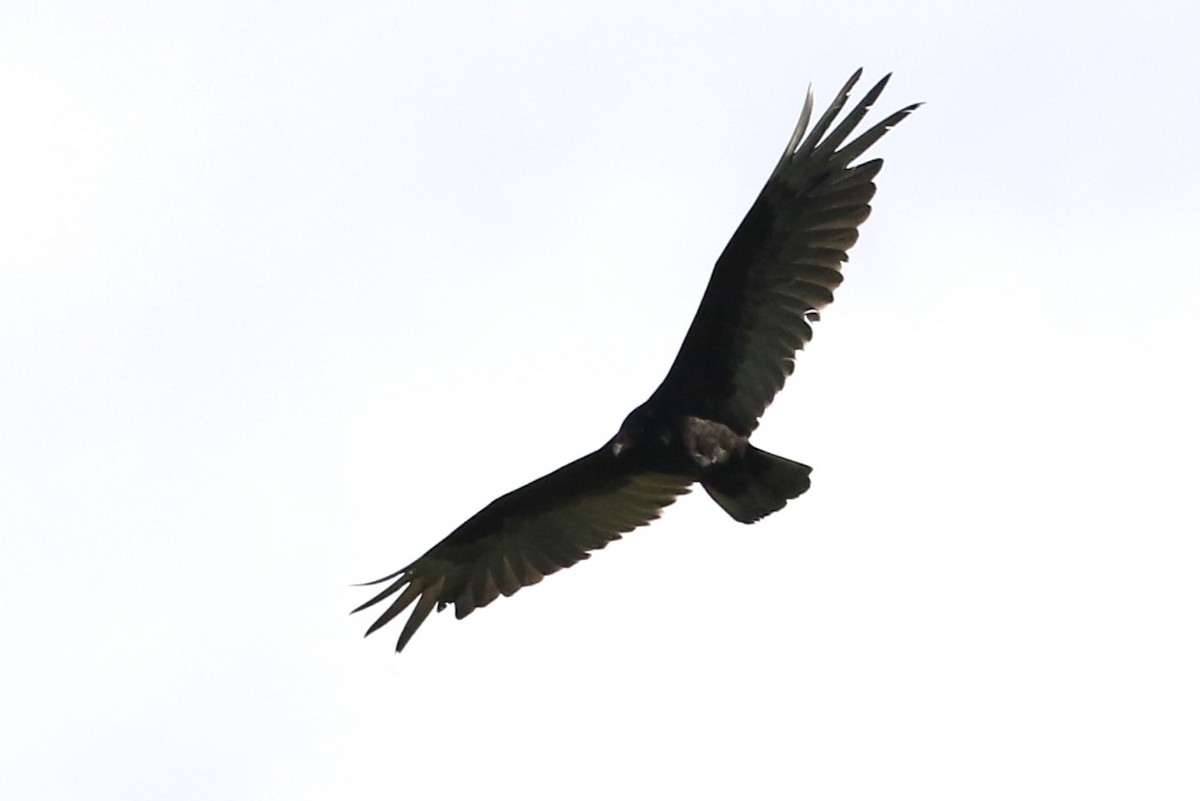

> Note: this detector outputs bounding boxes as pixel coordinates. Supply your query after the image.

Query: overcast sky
[3,2,1199,799]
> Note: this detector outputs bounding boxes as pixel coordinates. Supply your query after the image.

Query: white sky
[3,2,1199,798]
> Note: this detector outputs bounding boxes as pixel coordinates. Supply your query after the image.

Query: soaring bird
[355,70,918,653]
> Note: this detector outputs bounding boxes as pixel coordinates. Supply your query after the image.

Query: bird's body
[355,70,918,653]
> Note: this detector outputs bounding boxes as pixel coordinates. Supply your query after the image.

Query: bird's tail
[702,445,812,524]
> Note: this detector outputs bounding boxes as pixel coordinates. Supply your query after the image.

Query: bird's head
[612,402,664,457]
[612,406,644,457]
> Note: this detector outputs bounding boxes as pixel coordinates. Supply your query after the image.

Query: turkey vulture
[355,70,918,653]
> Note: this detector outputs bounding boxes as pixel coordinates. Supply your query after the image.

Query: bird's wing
[652,70,920,435]
[353,447,693,653]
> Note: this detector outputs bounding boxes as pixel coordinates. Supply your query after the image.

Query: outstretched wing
[652,70,920,435]
[353,447,693,653]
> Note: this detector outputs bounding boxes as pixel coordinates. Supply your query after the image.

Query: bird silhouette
[355,70,919,653]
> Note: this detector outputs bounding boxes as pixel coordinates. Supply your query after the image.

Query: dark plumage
[355,70,918,653]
